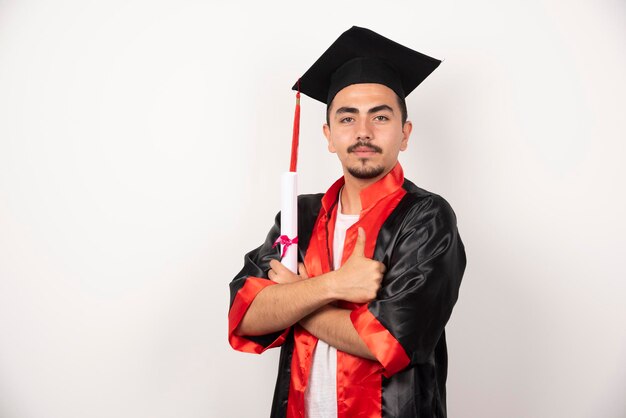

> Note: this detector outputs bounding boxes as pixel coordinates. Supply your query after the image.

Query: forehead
[329,83,399,111]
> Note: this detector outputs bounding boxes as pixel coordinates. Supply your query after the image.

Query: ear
[400,120,412,151]
[323,123,336,153]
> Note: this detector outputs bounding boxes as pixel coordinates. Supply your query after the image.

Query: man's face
[323,83,412,182]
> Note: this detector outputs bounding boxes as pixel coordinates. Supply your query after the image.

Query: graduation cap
[294,26,441,105]
[288,26,441,171]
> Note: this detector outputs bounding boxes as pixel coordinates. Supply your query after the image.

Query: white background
[1,1,625,417]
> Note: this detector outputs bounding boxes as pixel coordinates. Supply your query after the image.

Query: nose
[356,118,372,141]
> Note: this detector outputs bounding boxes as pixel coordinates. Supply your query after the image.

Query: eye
[374,115,389,121]
[340,116,355,123]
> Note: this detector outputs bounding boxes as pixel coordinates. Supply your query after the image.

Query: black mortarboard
[292,26,441,104]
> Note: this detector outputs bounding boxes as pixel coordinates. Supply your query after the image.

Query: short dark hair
[326,92,408,126]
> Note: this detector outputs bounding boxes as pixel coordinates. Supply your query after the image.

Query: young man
[228,27,466,418]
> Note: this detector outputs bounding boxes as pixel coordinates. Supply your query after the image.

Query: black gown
[228,164,466,418]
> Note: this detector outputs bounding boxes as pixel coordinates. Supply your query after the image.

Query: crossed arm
[235,228,383,361]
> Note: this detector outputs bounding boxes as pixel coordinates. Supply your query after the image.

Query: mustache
[347,141,383,154]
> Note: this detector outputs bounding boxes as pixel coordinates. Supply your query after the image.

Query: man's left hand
[268,260,309,284]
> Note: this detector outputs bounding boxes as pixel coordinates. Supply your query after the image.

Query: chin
[347,163,385,180]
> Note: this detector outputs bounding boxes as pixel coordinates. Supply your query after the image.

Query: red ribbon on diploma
[272,235,299,259]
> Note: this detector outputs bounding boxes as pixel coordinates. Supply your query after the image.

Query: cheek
[327,135,345,154]
[328,131,353,153]
[373,126,405,149]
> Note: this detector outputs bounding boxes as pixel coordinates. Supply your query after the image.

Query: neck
[339,167,391,215]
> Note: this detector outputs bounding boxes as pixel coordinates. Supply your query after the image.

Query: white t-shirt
[304,190,359,418]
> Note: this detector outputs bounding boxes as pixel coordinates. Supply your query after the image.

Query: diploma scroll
[280,172,298,274]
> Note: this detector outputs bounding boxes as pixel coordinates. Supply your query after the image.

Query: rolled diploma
[280,172,298,273]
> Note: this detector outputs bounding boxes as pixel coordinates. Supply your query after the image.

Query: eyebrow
[335,106,359,115]
[368,104,394,114]
[334,104,395,116]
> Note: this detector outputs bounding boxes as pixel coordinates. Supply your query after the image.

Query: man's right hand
[330,227,385,303]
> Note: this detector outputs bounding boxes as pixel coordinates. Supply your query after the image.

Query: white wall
[1,1,624,417]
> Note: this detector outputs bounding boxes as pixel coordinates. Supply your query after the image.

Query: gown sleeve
[350,195,467,377]
[228,212,289,354]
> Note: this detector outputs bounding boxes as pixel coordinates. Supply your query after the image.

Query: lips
[353,149,377,158]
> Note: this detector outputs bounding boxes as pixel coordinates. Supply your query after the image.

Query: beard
[346,141,385,179]
[347,160,385,179]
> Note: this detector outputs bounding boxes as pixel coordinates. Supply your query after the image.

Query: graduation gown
[228,163,466,418]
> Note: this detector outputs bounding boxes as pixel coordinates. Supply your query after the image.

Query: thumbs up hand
[331,227,386,303]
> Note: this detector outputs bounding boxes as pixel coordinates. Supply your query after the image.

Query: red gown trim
[228,277,289,353]
[350,305,411,378]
